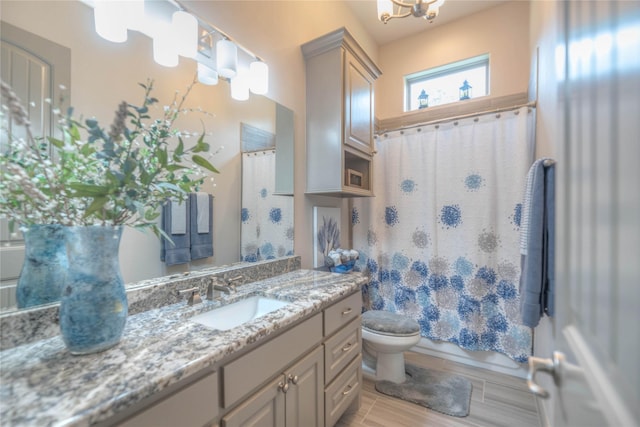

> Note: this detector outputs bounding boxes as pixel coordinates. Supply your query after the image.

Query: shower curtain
[352,106,535,362]
[241,150,294,261]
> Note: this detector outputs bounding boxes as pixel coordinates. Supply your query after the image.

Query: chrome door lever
[527,351,565,398]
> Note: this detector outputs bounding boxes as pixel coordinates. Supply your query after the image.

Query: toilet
[361,310,421,384]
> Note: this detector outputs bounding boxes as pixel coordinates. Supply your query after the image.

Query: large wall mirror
[0,1,294,313]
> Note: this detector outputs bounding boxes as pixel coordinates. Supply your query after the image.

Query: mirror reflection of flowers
[0,77,219,236]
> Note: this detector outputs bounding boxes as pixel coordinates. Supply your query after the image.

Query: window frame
[404,54,490,112]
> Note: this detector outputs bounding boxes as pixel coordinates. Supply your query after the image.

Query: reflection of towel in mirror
[190,192,213,260]
[161,198,191,265]
[519,158,556,327]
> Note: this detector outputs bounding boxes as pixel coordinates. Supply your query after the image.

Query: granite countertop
[0,269,366,427]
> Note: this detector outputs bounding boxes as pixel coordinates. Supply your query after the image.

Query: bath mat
[375,364,472,417]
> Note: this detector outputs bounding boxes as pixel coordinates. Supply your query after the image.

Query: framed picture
[313,207,341,268]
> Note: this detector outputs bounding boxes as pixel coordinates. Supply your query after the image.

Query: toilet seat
[362,310,420,337]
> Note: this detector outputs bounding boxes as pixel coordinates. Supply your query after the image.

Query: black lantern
[459,80,472,100]
[418,89,429,109]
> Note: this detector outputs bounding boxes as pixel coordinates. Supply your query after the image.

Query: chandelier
[377,0,446,24]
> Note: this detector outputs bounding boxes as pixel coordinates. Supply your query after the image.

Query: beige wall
[375,0,530,120]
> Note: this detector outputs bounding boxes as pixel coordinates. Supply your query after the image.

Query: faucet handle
[227,275,244,288]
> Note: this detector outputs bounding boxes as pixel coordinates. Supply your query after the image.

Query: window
[405,54,489,111]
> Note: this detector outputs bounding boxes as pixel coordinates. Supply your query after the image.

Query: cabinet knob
[278,381,289,393]
[287,374,299,385]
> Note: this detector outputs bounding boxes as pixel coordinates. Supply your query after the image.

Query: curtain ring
[453,121,459,126]
[417,128,422,132]
[496,113,501,118]
[514,110,520,115]
[400,130,404,135]
[435,125,440,129]
[474,117,479,122]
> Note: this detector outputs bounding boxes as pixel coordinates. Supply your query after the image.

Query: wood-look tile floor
[336,352,542,427]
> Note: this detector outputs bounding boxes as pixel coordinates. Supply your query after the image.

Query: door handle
[527,351,565,398]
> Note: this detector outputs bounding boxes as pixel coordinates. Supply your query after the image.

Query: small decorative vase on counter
[59,225,128,355]
[16,224,67,309]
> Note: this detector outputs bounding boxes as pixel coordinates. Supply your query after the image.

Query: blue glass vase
[59,225,128,355]
[16,224,67,309]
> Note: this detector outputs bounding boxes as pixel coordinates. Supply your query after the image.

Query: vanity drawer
[324,316,361,384]
[118,372,218,427]
[222,313,322,408]
[323,291,361,337]
[325,354,362,427]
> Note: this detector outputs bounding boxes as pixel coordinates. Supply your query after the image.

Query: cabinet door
[222,376,286,427]
[285,346,324,427]
[344,50,374,155]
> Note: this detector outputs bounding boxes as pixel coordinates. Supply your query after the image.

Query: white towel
[170,199,187,235]
[196,192,210,234]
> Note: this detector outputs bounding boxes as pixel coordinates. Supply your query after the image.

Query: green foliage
[0,78,219,235]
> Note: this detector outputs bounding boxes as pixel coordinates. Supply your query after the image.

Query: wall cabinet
[302,27,381,197]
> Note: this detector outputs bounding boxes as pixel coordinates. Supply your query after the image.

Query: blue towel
[189,193,213,260]
[519,159,556,327]
[160,198,191,266]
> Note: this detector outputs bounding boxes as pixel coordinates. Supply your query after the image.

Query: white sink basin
[191,296,290,331]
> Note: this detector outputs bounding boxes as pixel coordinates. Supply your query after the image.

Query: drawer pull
[341,308,353,315]
[342,384,354,396]
[278,381,289,393]
[341,342,353,352]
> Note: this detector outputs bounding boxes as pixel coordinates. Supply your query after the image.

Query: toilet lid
[361,310,420,337]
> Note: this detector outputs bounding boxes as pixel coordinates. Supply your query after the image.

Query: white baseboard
[411,337,529,379]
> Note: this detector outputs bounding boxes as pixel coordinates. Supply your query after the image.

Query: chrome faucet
[207,278,234,299]
[177,287,202,306]
[206,275,244,300]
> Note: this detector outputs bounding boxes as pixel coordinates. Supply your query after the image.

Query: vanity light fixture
[173,10,198,58]
[249,61,269,95]
[216,39,238,79]
[230,66,250,101]
[198,62,219,86]
[152,21,179,67]
[93,0,128,43]
[89,0,268,99]
[377,0,446,24]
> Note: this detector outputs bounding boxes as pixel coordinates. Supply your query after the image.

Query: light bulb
[153,22,178,67]
[217,39,238,79]
[94,0,127,43]
[198,62,219,85]
[173,11,198,58]
[249,61,269,95]
[230,67,250,101]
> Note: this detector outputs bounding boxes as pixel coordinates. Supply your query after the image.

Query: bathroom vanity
[0,267,366,427]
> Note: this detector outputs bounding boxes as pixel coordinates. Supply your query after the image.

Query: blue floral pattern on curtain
[241,150,294,261]
[352,107,536,362]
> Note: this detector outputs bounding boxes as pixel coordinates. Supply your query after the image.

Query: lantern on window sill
[459,80,472,100]
[418,89,429,109]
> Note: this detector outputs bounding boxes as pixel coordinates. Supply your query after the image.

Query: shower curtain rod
[377,101,537,136]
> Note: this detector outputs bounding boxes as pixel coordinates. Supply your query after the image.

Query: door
[284,346,324,427]
[536,1,640,426]
[222,375,286,427]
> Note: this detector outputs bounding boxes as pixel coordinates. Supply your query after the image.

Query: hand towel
[190,193,213,260]
[519,158,556,327]
[196,192,210,234]
[161,198,191,265]
[170,199,187,235]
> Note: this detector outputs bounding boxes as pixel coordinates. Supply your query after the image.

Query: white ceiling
[343,0,508,46]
